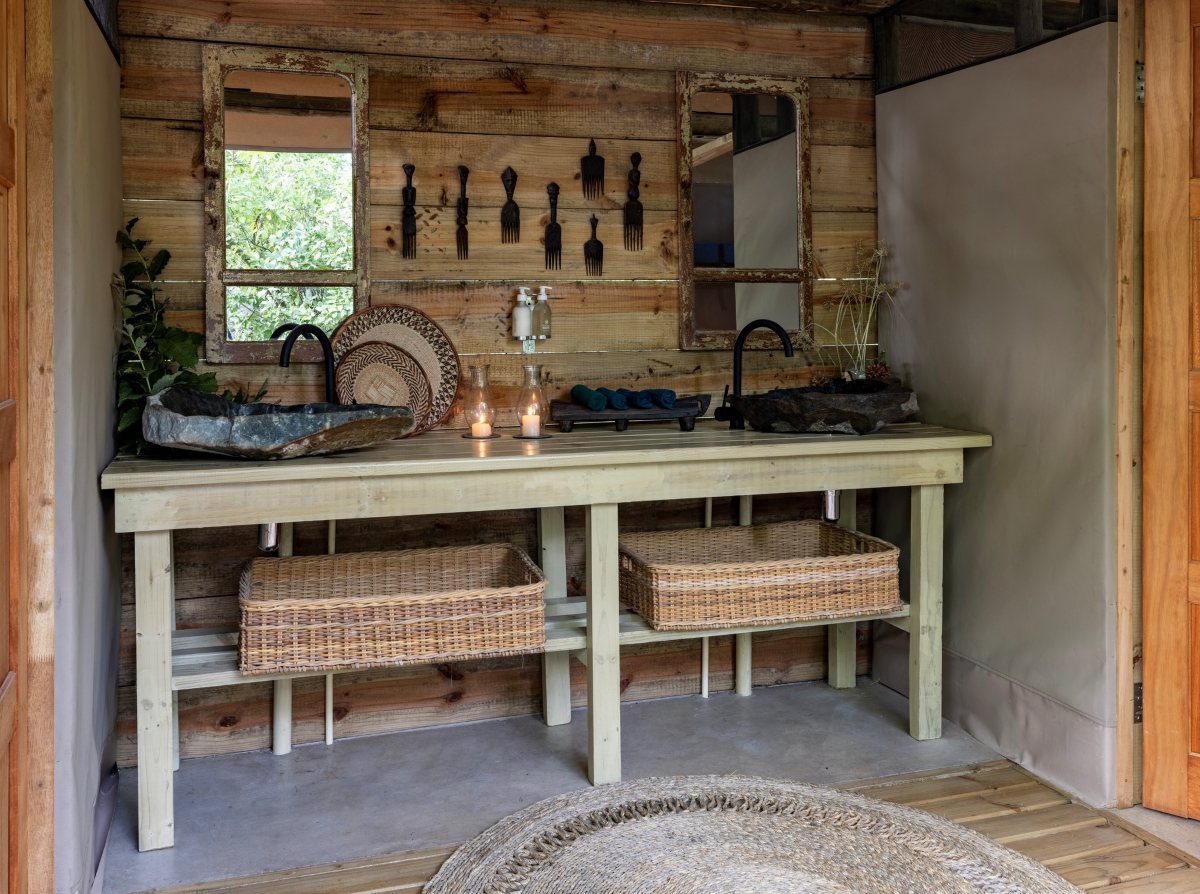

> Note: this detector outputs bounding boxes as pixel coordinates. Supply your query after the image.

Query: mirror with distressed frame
[678,72,812,351]
[203,46,370,364]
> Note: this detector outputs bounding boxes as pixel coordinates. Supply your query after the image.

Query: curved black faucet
[721,319,794,430]
[277,324,336,404]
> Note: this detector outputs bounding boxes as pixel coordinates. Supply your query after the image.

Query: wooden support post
[828,489,858,689]
[135,530,175,851]
[543,652,573,726]
[735,634,753,696]
[538,507,572,726]
[273,680,292,755]
[273,524,294,756]
[586,503,621,785]
[873,14,901,93]
[738,495,753,527]
[1016,0,1043,47]
[171,693,180,772]
[735,496,754,695]
[700,497,713,697]
[910,485,944,740]
[170,534,179,771]
[325,674,334,745]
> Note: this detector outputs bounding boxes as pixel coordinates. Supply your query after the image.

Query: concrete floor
[104,678,1001,894]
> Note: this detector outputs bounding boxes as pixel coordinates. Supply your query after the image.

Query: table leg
[538,507,573,726]
[586,503,621,785]
[273,523,295,755]
[135,530,175,851]
[735,496,754,695]
[829,489,858,690]
[910,484,944,740]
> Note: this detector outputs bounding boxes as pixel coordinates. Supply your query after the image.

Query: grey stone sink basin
[142,386,417,460]
[729,380,918,435]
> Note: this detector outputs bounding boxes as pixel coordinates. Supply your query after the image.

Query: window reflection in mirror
[691,91,799,332]
[223,70,355,341]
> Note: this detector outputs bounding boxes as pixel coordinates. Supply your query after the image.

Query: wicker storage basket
[238,544,546,675]
[619,520,902,631]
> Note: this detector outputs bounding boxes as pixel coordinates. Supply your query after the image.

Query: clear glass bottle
[515,365,547,437]
[464,365,497,438]
[532,286,553,339]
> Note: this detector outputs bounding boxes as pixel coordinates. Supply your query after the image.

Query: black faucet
[716,319,795,430]
[276,324,336,404]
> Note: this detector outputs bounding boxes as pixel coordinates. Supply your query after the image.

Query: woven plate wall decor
[331,305,460,433]
[335,341,432,431]
[424,775,1081,894]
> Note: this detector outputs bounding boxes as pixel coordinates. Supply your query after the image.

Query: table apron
[114,449,963,532]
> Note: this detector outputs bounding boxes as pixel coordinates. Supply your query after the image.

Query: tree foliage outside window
[227,285,354,341]
[224,150,354,340]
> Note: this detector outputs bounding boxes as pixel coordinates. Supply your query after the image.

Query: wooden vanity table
[102,421,990,851]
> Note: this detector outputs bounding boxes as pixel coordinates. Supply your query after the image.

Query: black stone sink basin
[142,386,417,459]
[729,379,918,436]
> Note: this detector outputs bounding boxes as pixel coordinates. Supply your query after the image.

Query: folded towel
[571,384,607,412]
[643,388,676,409]
[596,387,628,411]
[617,388,654,409]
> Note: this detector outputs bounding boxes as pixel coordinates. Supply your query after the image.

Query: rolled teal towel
[643,388,676,409]
[617,388,653,409]
[596,387,628,410]
[571,384,606,412]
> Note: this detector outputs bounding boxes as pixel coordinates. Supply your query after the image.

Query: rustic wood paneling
[117,0,874,80]
[118,0,880,763]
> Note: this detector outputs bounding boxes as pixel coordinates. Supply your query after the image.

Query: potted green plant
[113,218,264,454]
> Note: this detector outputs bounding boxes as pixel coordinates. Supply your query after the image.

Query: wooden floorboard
[131,762,1200,893]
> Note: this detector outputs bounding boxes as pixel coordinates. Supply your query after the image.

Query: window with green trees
[224,150,354,341]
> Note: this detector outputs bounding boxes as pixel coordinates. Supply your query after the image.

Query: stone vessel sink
[142,386,417,460]
[729,380,918,436]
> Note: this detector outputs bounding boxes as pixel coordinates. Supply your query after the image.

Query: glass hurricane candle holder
[463,365,498,439]
[515,365,549,438]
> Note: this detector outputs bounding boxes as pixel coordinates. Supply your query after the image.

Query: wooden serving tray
[551,394,712,432]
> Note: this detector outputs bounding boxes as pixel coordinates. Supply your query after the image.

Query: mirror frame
[202,44,370,364]
[677,71,813,351]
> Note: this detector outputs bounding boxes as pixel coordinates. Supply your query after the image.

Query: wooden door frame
[20,0,53,886]
[1142,0,1192,816]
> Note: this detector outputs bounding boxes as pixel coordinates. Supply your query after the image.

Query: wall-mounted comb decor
[500,166,520,243]
[455,165,470,260]
[401,163,417,260]
[625,152,643,251]
[581,139,605,199]
[585,215,604,276]
[545,182,562,270]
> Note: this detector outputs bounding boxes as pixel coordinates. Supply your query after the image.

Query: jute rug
[424,775,1081,893]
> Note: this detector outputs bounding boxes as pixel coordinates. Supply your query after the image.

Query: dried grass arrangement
[814,242,902,380]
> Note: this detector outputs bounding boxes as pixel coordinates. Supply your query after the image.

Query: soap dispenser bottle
[512,287,533,339]
[532,286,552,340]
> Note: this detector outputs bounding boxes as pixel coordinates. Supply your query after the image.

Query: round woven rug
[424,776,1080,894]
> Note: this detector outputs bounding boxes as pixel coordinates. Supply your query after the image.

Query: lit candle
[521,414,541,438]
[471,422,492,438]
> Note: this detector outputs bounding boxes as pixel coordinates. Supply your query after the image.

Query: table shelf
[169,602,912,691]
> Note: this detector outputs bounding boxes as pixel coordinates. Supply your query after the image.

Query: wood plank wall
[114,0,880,764]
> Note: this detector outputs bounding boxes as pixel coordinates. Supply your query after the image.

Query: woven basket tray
[239,544,546,675]
[619,520,903,631]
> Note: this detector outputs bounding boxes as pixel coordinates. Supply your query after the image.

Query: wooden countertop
[101,421,992,490]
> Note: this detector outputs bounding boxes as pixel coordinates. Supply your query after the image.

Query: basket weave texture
[238,544,546,675]
[619,520,903,631]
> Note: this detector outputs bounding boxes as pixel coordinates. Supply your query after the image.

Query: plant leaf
[117,404,143,431]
